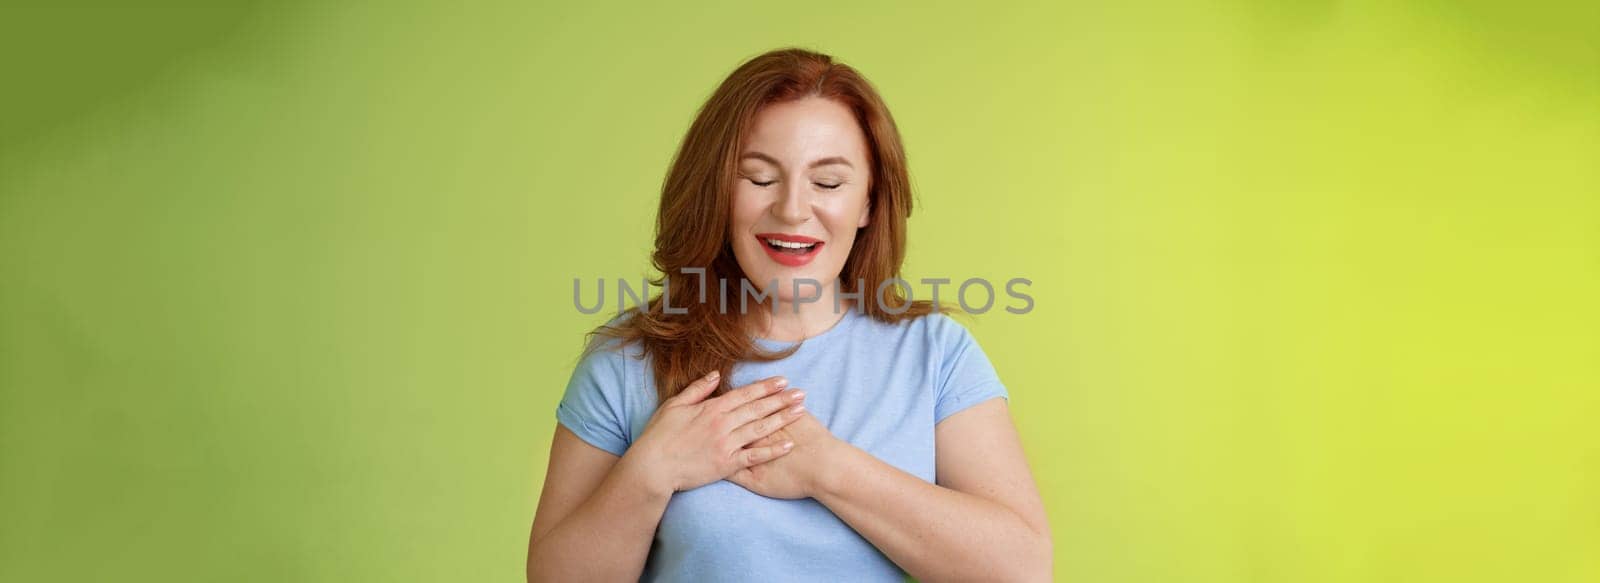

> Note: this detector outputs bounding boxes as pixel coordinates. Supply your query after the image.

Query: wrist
[809,437,859,500]
[616,446,676,500]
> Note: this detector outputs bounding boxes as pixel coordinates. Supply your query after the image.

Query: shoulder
[577,334,643,369]
[883,311,982,351]
[570,314,652,390]
[557,315,654,455]
[850,310,988,368]
[578,311,650,359]
[915,313,1008,422]
[922,311,978,343]
[849,309,983,348]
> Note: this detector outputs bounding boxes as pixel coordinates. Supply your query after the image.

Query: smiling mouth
[754,233,824,267]
[761,236,821,254]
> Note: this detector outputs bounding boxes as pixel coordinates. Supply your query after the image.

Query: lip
[755,233,823,244]
[754,232,825,267]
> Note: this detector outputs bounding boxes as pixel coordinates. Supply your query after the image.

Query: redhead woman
[526,48,1051,582]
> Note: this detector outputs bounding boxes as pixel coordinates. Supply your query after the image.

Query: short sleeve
[933,317,1010,424]
[554,343,632,456]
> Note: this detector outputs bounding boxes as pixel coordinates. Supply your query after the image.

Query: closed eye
[747,177,777,187]
[814,182,842,190]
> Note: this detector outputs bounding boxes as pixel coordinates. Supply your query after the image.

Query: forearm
[526,454,670,582]
[813,445,1052,582]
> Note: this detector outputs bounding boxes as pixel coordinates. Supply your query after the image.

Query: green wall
[2,1,1595,581]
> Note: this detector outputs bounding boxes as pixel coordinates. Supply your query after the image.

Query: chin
[735,264,828,297]
[744,272,808,296]
[775,274,827,298]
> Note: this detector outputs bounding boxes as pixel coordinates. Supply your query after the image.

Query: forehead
[741,97,868,164]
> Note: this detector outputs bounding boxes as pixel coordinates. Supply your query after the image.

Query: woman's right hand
[624,370,808,493]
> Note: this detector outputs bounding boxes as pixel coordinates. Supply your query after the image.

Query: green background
[2,1,1595,581]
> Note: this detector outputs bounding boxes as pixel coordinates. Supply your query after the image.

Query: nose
[771,181,812,225]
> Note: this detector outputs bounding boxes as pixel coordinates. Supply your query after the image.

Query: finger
[727,388,806,430]
[711,376,787,411]
[731,402,806,445]
[738,440,795,467]
[670,370,721,405]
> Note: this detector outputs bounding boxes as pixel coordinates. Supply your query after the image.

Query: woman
[527,48,1051,582]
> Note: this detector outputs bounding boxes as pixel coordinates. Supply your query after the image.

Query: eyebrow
[739,151,854,169]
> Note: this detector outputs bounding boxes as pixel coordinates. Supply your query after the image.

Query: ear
[857,195,871,228]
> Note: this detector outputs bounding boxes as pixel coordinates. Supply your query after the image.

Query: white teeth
[763,238,816,249]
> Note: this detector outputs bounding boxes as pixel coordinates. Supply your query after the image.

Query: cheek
[728,188,763,232]
[815,192,869,237]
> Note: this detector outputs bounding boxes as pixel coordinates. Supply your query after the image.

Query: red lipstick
[754,233,824,267]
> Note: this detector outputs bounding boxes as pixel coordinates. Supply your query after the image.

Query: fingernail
[772,377,788,389]
[706,370,720,381]
[782,441,794,450]
[790,390,806,401]
[789,404,805,415]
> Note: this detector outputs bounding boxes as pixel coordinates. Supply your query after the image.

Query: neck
[752,282,852,342]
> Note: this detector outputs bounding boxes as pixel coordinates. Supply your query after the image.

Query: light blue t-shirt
[554,307,1008,582]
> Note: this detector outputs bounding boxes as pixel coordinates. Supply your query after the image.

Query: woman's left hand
[728,411,847,499]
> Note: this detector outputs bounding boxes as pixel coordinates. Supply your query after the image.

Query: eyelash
[745,177,843,190]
